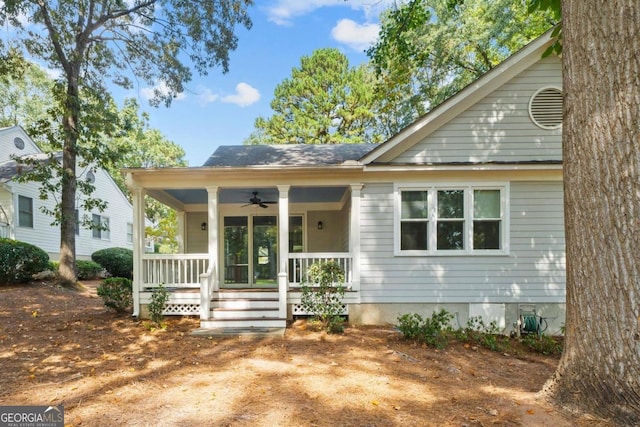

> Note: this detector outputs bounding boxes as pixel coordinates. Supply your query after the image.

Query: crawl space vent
[529,87,563,129]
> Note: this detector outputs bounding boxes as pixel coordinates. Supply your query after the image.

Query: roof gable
[0,126,42,163]
[361,29,557,165]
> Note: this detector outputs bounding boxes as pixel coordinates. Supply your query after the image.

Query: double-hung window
[397,184,507,255]
[92,214,110,240]
[18,195,34,228]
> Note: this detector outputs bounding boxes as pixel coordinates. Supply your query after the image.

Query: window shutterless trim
[394,182,509,256]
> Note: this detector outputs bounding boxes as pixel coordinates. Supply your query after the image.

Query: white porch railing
[142,253,209,288]
[288,252,352,287]
[0,223,9,238]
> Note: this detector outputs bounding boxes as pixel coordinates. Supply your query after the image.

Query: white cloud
[266,0,395,26]
[221,83,260,107]
[140,81,186,102]
[331,19,379,51]
[197,87,219,105]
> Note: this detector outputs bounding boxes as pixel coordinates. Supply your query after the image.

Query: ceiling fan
[242,191,277,208]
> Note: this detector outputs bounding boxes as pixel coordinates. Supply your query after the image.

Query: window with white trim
[18,195,33,228]
[127,222,133,243]
[92,214,110,240]
[397,184,507,255]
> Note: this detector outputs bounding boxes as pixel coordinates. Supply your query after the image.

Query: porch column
[350,184,363,292]
[200,186,219,321]
[206,186,219,291]
[131,185,146,317]
[175,211,185,253]
[277,185,290,318]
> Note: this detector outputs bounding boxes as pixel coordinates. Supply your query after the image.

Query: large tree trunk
[57,78,80,285]
[543,1,640,423]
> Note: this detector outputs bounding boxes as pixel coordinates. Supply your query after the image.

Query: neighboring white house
[0,125,135,260]
[124,30,565,334]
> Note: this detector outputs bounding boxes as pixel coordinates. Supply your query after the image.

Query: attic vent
[86,170,95,183]
[529,87,563,129]
[14,137,25,150]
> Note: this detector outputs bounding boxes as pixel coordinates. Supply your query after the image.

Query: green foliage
[106,99,186,252]
[455,316,508,352]
[0,1,252,282]
[91,248,133,279]
[521,334,563,355]
[0,238,49,284]
[367,0,558,136]
[148,285,170,324]
[97,277,132,313]
[396,310,454,349]
[0,55,54,137]
[247,48,383,145]
[76,260,103,280]
[300,261,347,333]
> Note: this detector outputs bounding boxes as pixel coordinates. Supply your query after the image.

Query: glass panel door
[252,216,278,287]
[224,217,249,285]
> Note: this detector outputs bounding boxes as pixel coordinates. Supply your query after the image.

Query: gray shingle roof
[0,153,61,182]
[202,144,378,167]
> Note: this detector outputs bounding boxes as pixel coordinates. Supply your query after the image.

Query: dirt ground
[0,281,615,427]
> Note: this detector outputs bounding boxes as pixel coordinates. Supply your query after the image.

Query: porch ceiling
[161,186,348,206]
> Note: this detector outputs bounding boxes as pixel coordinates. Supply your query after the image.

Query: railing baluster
[287,253,352,287]
[141,254,208,288]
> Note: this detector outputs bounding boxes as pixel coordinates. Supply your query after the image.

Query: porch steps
[201,288,286,330]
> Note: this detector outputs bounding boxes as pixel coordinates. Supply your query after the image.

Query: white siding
[74,167,134,258]
[0,126,41,162]
[6,166,133,259]
[186,212,208,253]
[394,56,562,164]
[307,210,344,252]
[0,188,13,237]
[358,181,565,304]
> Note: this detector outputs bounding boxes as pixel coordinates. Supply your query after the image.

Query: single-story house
[124,30,565,334]
[0,125,136,260]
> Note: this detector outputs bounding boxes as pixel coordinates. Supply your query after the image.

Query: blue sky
[132,0,392,166]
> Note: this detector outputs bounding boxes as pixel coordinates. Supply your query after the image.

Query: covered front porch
[128,182,363,330]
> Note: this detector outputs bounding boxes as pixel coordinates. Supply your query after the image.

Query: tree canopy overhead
[0,0,253,284]
[246,48,381,145]
[367,0,557,135]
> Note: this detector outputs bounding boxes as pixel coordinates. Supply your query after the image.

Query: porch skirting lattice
[291,303,348,316]
[163,303,200,315]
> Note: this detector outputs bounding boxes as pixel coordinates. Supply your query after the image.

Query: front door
[223,215,278,288]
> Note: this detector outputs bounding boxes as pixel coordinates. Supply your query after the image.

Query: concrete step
[192,326,286,337]
[199,317,287,329]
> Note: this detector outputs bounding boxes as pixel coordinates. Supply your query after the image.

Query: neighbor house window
[92,214,110,240]
[127,222,133,243]
[18,195,33,228]
[396,184,507,255]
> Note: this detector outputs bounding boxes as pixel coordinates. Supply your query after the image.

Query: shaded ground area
[0,281,613,427]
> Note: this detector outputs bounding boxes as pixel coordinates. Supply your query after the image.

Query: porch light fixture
[201,222,207,231]
[317,221,323,230]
